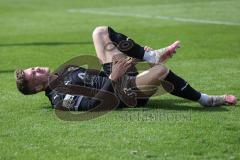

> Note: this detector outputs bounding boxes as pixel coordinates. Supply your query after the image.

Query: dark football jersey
[45,64,149,111]
[45,66,112,111]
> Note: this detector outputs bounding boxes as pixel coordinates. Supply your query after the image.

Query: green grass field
[0,0,240,159]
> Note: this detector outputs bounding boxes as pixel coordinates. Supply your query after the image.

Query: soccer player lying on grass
[15,26,237,111]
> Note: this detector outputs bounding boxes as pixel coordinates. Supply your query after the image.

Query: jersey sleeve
[48,79,113,111]
[49,91,84,111]
[50,92,102,111]
[78,97,101,111]
[78,79,114,110]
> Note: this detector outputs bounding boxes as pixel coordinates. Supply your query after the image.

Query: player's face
[24,67,50,88]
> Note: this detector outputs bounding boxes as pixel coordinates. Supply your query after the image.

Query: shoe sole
[158,40,180,63]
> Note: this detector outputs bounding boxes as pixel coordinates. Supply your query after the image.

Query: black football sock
[108,27,145,60]
[163,70,201,101]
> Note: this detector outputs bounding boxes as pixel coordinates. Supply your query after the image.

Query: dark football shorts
[101,63,149,107]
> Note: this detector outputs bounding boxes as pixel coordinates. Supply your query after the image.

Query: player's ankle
[198,93,210,106]
[143,50,157,63]
[198,94,237,107]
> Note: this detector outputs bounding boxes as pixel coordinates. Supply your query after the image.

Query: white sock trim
[143,51,156,63]
[198,93,209,106]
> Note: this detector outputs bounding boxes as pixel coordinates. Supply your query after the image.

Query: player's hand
[109,58,133,81]
[144,46,154,52]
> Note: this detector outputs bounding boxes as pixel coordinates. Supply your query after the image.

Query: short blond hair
[15,69,36,95]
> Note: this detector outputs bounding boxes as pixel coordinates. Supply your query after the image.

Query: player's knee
[92,26,108,39]
[156,65,169,77]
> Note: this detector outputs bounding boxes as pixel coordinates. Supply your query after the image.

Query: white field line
[68,9,240,26]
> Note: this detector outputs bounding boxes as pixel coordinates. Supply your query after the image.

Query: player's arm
[52,82,117,111]
[48,91,84,111]
[79,58,133,110]
[53,58,133,111]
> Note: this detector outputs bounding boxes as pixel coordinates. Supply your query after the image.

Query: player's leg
[134,64,170,97]
[92,26,118,64]
[92,26,180,64]
[92,27,237,106]
[108,27,180,64]
[135,65,237,107]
